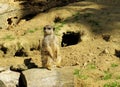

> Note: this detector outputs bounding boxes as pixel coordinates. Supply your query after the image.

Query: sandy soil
[0,0,120,87]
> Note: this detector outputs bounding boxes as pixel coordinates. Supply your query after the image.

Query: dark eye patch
[48,28,51,30]
[44,27,46,30]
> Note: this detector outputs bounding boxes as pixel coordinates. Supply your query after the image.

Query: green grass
[54,22,65,35]
[87,63,97,69]
[25,28,39,34]
[74,69,88,80]
[116,75,120,80]
[102,71,112,80]
[111,63,118,68]
[104,81,120,87]
[2,35,15,41]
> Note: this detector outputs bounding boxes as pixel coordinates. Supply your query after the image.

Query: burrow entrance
[14,49,28,57]
[61,31,82,47]
[21,14,37,21]
[115,49,120,58]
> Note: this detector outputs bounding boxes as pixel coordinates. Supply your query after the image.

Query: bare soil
[0,0,120,87]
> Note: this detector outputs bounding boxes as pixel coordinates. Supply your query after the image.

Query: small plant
[111,63,118,67]
[54,22,65,35]
[104,81,120,87]
[87,63,97,69]
[74,69,88,80]
[102,71,112,80]
[25,28,39,34]
[116,75,120,80]
[74,69,80,77]
[2,35,15,41]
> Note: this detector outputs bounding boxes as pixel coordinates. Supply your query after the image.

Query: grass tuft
[2,35,15,41]
[104,81,120,87]
[74,69,88,80]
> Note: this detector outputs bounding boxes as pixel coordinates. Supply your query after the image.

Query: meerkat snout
[43,25,55,35]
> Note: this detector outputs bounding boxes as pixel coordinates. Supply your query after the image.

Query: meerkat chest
[44,35,57,46]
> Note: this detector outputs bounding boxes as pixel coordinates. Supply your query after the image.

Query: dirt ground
[0,0,120,87]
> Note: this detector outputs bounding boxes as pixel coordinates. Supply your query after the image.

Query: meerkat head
[43,25,55,35]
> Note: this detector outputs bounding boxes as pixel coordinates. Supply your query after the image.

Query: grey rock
[0,3,9,14]
[0,69,20,87]
[0,67,8,72]
[19,66,77,87]
[10,64,28,72]
[0,80,6,87]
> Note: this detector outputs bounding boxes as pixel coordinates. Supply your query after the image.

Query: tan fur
[41,25,61,70]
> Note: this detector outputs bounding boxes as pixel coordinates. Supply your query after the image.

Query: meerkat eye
[44,27,46,30]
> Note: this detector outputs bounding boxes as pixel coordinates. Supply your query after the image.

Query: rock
[0,3,9,14]
[10,58,38,72]
[0,80,6,87]
[99,49,109,56]
[19,66,78,87]
[0,69,20,87]
[102,34,111,42]
[0,0,79,29]
[103,49,109,54]
[10,64,28,72]
[115,49,120,58]
[0,67,8,72]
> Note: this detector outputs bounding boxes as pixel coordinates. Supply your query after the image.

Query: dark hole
[54,16,62,23]
[0,27,2,29]
[61,31,81,47]
[21,14,37,21]
[24,58,38,69]
[1,46,7,54]
[32,2,45,6]
[30,48,36,51]
[14,17,18,19]
[115,49,120,58]
[14,49,28,57]
[102,34,111,42]
[7,18,12,25]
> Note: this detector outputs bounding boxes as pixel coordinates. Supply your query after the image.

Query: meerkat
[41,25,61,70]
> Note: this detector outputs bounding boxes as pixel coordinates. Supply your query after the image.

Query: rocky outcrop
[0,66,78,87]
[0,67,20,87]
[0,80,6,87]
[0,0,80,29]
[19,66,78,87]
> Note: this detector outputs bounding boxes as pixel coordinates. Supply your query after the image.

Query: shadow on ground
[63,0,120,35]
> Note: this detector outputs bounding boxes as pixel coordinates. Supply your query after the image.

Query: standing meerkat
[41,25,61,70]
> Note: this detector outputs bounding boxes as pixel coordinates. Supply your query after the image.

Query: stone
[103,49,109,54]
[0,3,9,14]
[0,69,20,87]
[0,67,8,72]
[0,80,6,87]
[10,64,28,72]
[19,66,78,87]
